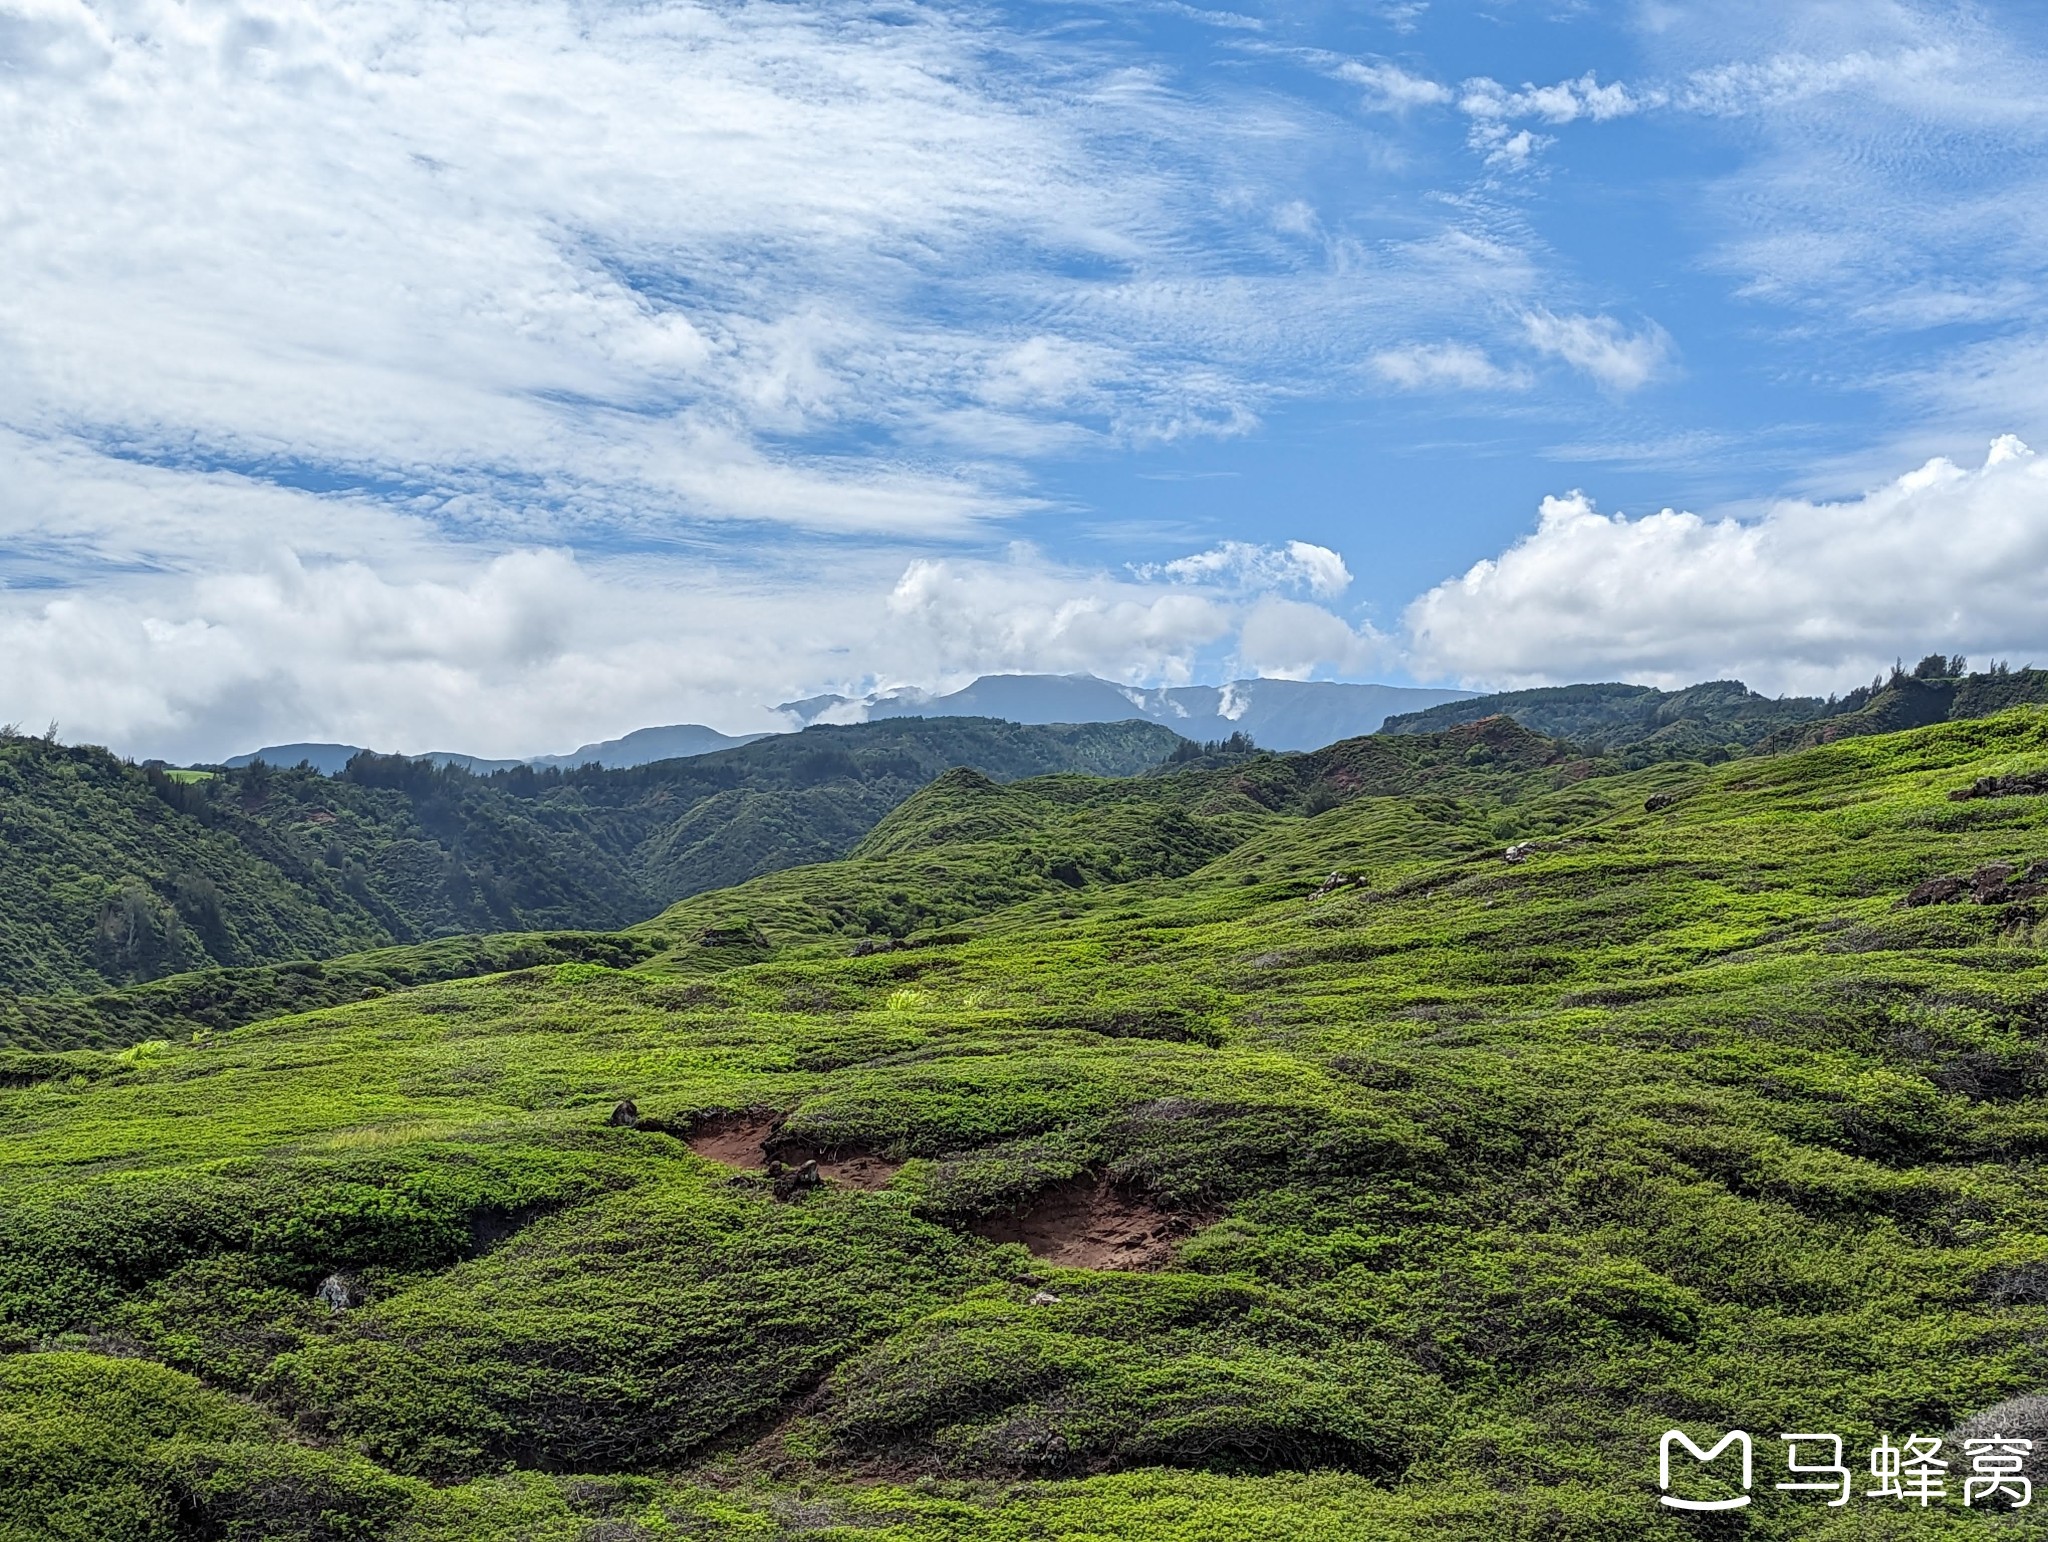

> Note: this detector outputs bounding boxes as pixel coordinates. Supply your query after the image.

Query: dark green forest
[0,718,1181,997]
[1381,656,2048,766]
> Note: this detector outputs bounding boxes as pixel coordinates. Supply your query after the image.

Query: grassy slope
[635,715,1592,967]
[1383,668,2048,768]
[1378,678,1830,762]
[4,718,1571,1050]
[6,712,2048,1536]
[0,719,1184,997]
[0,930,665,1053]
[0,738,394,994]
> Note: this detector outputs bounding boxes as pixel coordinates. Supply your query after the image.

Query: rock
[1906,863,2048,908]
[1903,875,1967,907]
[313,1272,362,1313]
[1970,863,2019,904]
[608,1099,640,1128]
[1310,870,1366,899]
[1503,843,1537,864]
[771,1158,822,1201]
[1950,771,2048,802]
[1028,1290,1063,1306]
[1644,791,1678,812]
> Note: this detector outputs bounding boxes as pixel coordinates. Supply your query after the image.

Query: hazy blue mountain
[780,673,1473,751]
[225,723,763,775]
[224,743,375,775]
[527,723,767,768]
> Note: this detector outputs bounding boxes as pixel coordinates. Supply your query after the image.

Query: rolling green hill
[8,708,2048,1537]
[2,716,1572,1049]
[0,718,1183,996]
[1379,659,2048,766]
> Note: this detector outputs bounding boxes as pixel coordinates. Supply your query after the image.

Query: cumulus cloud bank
[14,435,2048,756]
[1406,437,2048,695]
[0,522,1388,758]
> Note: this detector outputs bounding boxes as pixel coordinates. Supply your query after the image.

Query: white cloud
[1675,48,1956,118]
[0,0,1586,560]
[1138,540,1352,599]
[0,542,863,760]
[884,554,1233,687]
[1340,60,1451,112]
[1522,309,1674,392]
[1235,596,1383,680]
[1371,341,1527,392]
[1403,437,2048,695]
[1632,12,2048,434]
[1453,70,1648,169]
[1461,71,1650,125]
[0,456,1380,757]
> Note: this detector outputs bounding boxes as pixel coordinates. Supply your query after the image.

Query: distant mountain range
[225,722,767,775]
[223,675,1474,771]
[781,674,1474,751]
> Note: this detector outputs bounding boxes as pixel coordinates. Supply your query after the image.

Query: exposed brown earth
[685,1113,903,1190]
[684,1113,781,1167]
[970,1178,1190,1270]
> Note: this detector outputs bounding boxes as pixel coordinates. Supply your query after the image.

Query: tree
[1912,653,1966,680]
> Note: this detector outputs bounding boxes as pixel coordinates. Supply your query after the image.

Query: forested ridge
[0,717,1183,996]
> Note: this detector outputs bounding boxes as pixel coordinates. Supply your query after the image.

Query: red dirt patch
[686,1116,903,1190]
[971,1179,1191,1271]
[685,1114,779,1168]
[810,1152,902,1191]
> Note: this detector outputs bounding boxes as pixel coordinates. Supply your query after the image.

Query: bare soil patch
[809,1153,902,1190]
[685,1114,780,1169]
[687,1115,903,1190]
[971,1179,1190,1270]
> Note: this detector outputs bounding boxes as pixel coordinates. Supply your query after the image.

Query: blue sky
[5,0,2048,757]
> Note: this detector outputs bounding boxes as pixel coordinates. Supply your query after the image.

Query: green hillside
[2,717,1564,1049]
[8,709,2048,1537]
[0,718,1182,996]
[1379,657,2048,766]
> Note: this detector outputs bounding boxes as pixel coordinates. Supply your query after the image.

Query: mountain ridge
[0,717,1184,997]
[225,722,767,775]
[782,672,1474,750]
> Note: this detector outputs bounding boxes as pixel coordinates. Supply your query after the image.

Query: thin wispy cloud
[1371,342,1528,392]
[1521,311,1675,393]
